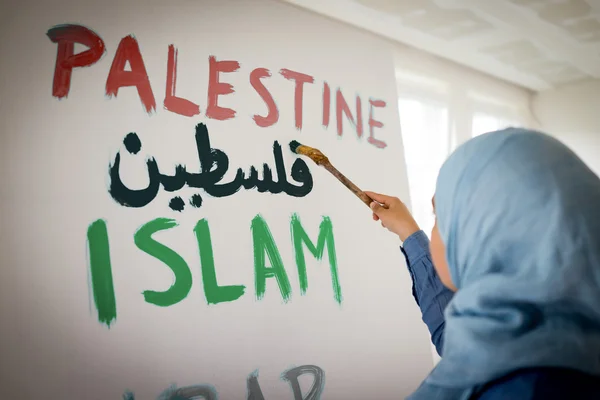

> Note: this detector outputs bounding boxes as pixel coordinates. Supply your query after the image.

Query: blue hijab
[409,128,600,399]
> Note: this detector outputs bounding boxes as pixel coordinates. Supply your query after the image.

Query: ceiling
[282,0,600,91]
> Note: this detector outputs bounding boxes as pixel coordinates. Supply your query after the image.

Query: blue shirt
[400,230,600,399]
[401,230,454,356]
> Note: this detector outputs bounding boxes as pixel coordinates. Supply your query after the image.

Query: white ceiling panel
[282,0,600,91]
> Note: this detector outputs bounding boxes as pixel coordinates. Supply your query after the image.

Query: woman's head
[431,128,600,291]
[414,127,600,397]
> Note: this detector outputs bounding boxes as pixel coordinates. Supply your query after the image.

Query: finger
[370,201,387,215]
[365,191,395,206]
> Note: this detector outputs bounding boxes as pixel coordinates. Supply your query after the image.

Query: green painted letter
[291,214,342,304]
[134,218,192,307]
[252,214,292,302]
[87,219,117,327]
[194,219,245,304]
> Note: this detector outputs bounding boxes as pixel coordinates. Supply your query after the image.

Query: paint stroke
[322,82,331,128]
[194,219,245,305]
[368,98,387,149]
[336,89,363,138]
[250,67,279,127]
[206,56,240,120]
[247,369,266,400]
[280,69,314,130]
[122,391,135,400]
[134,218,192,307]
[46,24,106,99]
[158,384,218,400]
[87,219,117,327]
[164,45,201,117]
[106,35,156,114]
[108,123,313,210]
[291,214,342,305]
[190,194,203,208]
[252,214,292,302]
[169,196,185,212]
[281,365,325,400]
[123,132,142,154]
[108,130,161,207]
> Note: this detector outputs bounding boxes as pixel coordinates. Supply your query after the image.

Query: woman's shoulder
[474,367,600,400]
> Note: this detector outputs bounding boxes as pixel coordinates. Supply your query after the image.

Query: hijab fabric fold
[409,128,600,399]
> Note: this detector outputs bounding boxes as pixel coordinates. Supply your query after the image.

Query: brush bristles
[289,140,302,154]
[289,141,328,165]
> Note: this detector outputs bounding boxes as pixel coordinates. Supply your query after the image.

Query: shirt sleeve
[400,230,454,356]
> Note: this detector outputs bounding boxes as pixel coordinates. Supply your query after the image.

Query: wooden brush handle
[322,162,374,208]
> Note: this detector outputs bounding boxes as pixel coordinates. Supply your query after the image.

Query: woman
[367,128,600,399]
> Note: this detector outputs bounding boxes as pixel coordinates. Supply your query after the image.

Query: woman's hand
[365,191,420,241]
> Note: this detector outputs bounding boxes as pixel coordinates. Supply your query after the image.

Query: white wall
[0,0,434,398]
[532,78,600,175]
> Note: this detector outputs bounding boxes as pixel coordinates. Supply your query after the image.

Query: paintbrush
[289,140,377,208]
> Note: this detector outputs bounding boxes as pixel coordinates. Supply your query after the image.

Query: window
[472,112,519,137]
[395,58,531,366]
[398,98,522,367]
[398,98,449,238]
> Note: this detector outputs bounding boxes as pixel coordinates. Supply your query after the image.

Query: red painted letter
[280,69,314,130]
[46,24,105,99]
[368,99,387,149]
[322,82,331,128]
[106,35,156,114]
[336,90,363,138]
[250,68,279,127]
[164,45,200,117]
[206,56,240,120]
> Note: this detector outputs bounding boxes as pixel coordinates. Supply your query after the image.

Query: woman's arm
[401,230,454,356]
[364,191,454,356]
